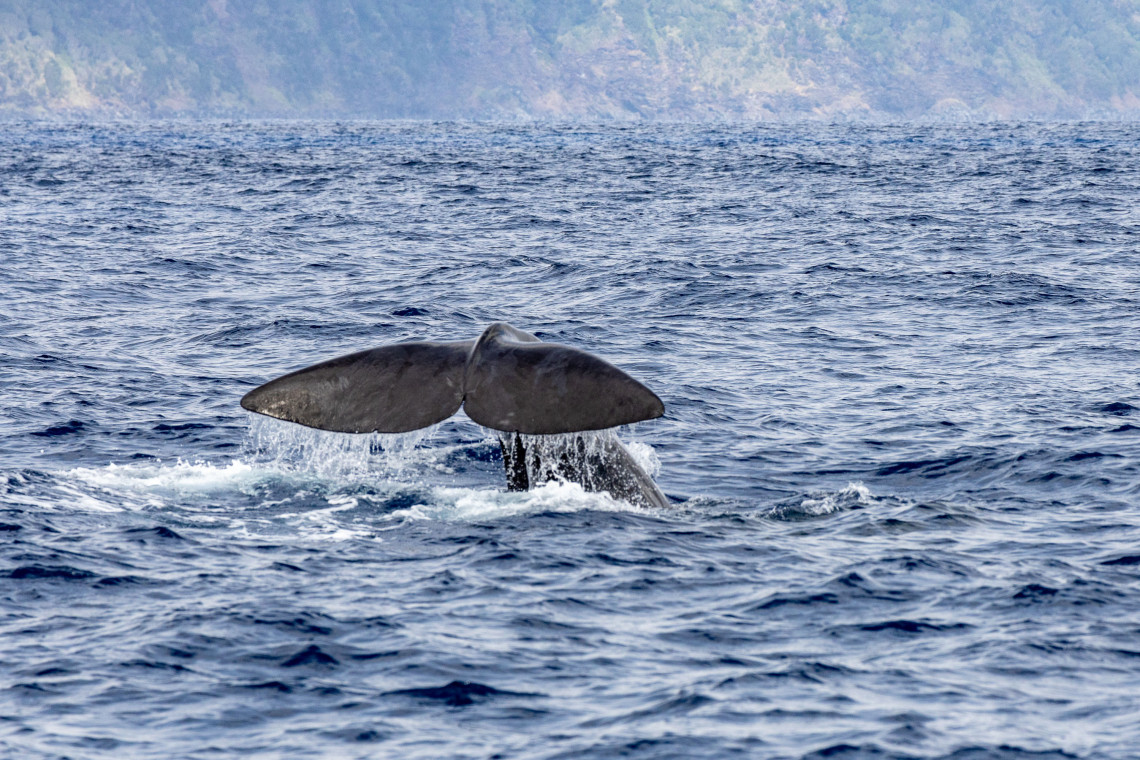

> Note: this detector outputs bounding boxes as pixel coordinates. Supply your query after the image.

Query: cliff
[2,0,1138,119]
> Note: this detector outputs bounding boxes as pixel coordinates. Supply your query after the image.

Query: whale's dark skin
[241,323,669,508]
[497,430,668,508]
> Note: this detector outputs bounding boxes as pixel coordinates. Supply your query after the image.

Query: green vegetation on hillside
[1,0,1137,118]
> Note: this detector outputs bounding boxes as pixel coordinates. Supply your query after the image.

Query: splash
[56,415,440,514]
[767,482,877,520]
[243,414,437,480]
[624,439,661,478]
[55,420,665,521]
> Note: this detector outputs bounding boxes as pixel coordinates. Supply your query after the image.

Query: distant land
[2,0,1139,120]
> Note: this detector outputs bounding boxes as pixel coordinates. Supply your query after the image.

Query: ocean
[2,120,1138,759]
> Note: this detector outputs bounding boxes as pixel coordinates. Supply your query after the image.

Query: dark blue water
[2,121,1139,759]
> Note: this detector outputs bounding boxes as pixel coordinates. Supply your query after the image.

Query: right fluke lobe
[463,322,664,435]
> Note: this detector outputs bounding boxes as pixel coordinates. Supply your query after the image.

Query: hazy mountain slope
[2,0,1138,118]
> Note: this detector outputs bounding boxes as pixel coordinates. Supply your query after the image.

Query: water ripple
[1,121,1138,759]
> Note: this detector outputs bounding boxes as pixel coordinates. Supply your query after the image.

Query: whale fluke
[240,340,473,433]
[240,323,669,507]
[241,323,663,436]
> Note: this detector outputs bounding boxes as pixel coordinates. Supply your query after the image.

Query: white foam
[71,459,263,496]
[391,479,642,522]
[61,455,649,524]
[53,421,665,523]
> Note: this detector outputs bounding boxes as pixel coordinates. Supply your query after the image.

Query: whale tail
[240,323,664,435]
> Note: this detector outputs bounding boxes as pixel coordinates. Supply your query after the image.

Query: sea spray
[243,414,437,481]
